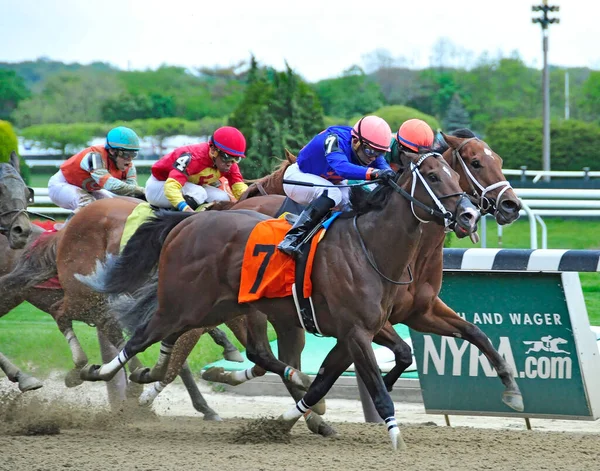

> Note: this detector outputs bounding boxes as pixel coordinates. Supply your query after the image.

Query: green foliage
[444,93,471,132]
[101,92,176,122]
[13,70,123,127]
[578,71,600,122]
[230,58,324,179]
[323,116,349,128]
[0,120,18,162]
[485,118,600,170]
[0,69,30,120]
[0,120,30,182]
[20,122,107,155]
[355,105,440,134]
[313,66,384,119]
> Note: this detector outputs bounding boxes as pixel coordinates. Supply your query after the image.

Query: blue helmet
[106,126,140,151]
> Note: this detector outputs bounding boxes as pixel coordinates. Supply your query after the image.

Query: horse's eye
[427,173,439,183]
[471,160,482,169]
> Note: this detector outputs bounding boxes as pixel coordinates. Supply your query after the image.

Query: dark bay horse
[0,152,44,391]
[128,130,524,415]
[79,152,479,449]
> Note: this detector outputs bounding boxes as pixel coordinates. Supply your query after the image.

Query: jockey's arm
[226,164,248,200]
[164,177,190,211]
[84,156,144,197]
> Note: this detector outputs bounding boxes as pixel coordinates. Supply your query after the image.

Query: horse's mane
[349,177,407,216]
[238,151,296,201]
[434,128,477,154]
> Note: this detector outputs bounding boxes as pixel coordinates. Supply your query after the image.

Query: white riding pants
[48,170,113,211]
[145,175,230,209]
[282,163,349,207]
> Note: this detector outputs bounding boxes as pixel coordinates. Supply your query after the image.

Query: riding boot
[277,193,336,258]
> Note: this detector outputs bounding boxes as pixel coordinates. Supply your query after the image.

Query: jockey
[278,115,395,257]
[48,126,145,211]
[145,126,248,212]
[388,118,435,173]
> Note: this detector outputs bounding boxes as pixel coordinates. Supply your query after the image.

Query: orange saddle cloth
[238,218,323,303]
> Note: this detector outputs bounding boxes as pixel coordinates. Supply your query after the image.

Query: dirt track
[2,377,600,470]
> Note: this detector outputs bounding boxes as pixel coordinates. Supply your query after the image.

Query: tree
[101,92,176,122]
[20,123,106,156]
[230,58,324,179]
[444,93,471,132]
[0,69,30,120]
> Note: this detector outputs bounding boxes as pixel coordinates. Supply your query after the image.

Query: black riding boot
[277,193,335,257]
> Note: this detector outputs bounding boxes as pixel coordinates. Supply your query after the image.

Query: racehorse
[1,154,295,414]
[0,152,46,391]
[78,151,479,449]
[119,130,524,417]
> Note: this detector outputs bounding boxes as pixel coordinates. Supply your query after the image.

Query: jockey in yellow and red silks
[145,126,249,212]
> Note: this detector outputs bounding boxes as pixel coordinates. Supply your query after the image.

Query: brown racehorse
[79,152,479,449]
[128,130,524,416]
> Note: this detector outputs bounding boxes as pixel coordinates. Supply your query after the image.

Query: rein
[451,137,512,216]
[0,208,55,236]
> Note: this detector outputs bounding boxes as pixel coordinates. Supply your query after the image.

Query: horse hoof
[65,368,84,387]
[305,412,337,437]
[129,368,154,384]
[18,375,43,392]
[502,391,524,412]
[223,349,244,363]
[201,367,240,385]
[203,411,223,421]
[79,364,101,382]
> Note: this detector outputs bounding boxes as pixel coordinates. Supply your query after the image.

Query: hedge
[485,118,600,171]
[0,120,29,182]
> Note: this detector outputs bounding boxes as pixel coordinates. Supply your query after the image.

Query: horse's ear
[441,132,459,149]
[9,151,21,174]
[401,150,421,167]
[284,148,297,164]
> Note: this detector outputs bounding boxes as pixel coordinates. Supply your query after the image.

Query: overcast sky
[0,0,596,82]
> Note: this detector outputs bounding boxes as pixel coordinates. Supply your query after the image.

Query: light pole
[532,1,559,182]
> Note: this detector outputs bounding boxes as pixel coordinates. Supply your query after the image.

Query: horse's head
[0,152,34,249]
[239,149,296,201]
[401,151,480,238]
[441,131,521,225]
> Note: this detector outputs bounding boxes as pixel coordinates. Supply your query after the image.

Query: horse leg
[0,352,43,392]
[269,317,334,437]
[207,327,244,363]
[80,312,179,382]
[97,328,127,411]
[138,328,222,421]
[406,297,523,412]
[373,321,414,392]
[55,316,89,387]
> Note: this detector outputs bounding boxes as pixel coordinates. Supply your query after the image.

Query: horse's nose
[458,207,480,230]
[500,198,521,214]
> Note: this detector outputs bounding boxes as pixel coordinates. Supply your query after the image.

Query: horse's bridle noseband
[451,137,512,216]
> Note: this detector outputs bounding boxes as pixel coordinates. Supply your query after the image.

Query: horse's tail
[110,275,159,335]
[1,230,60,292]
[77,211,193,295]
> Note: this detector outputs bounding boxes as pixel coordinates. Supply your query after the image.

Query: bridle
[450,137,512,216]
[354,152,468,285]
[0,185,54,237]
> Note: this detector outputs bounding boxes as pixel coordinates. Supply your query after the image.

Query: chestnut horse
[79,152,479,449]
[122,130,524,417]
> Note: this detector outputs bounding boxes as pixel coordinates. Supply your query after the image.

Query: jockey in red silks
[145,126,248,212]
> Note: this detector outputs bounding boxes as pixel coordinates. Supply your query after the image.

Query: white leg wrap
[98,350,128,378]
[139,381,165,406]
[282,399,310,421]
[230,368,256,384]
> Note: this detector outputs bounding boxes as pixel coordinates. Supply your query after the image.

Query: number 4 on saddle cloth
[239,209,341,336]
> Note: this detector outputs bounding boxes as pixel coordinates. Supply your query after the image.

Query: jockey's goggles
[361,143,386,160]
[218,151,241,164]
[117,150,138,161]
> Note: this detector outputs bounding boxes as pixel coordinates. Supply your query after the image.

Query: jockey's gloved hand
[133,186,146,200]
[370,168,396,182]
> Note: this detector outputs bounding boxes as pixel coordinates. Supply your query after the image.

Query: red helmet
[351,116,392,152]
[211,126,246,158]
[397,119,434,152]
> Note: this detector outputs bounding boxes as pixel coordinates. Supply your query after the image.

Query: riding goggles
[117,150,138,161]
[361,143,386,160]
[219,151,241,164]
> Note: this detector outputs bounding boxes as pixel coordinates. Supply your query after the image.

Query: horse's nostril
[501,200,521,213]
[12,225,23,235]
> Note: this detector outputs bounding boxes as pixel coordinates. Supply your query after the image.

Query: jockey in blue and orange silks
[48,126,145,211]
[278,115,396,257]
[145,126,249,212]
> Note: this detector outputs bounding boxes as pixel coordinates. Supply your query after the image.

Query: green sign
[410,271,600,419]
